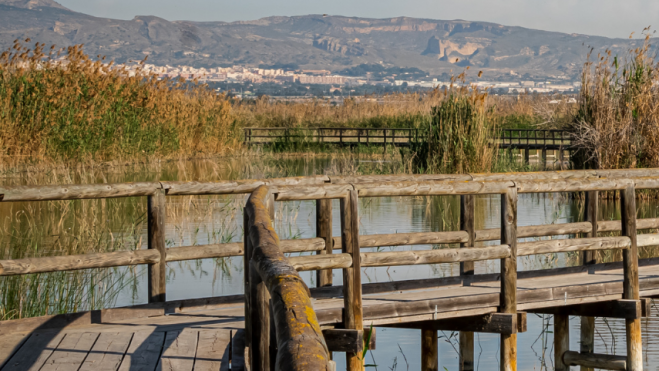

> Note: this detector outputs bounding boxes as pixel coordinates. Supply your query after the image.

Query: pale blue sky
[55,0,657,39]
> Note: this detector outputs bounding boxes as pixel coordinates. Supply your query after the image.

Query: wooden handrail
[244,185,331,370]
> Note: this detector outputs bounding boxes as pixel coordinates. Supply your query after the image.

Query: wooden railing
[243,127,418,147]
[3,168,659,370]
[498,129,572,149]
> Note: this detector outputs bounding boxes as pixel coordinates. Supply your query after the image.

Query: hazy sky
[55,0,658,39]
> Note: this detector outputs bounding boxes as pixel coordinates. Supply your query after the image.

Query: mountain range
[0,0,643,80]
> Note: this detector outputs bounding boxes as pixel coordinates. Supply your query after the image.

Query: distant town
[133,63,581,98]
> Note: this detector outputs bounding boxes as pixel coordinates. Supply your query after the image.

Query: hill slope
[0,1,641,79]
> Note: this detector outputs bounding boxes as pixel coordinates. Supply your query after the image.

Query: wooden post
[147,189,166,303]
[341,190,364,371]
[244,209,252,342]
[581,190,598,371]
[621,185,642,370]
[317,199,334,287]
[422,328,438,371]
[459,195,475,371]
[554,314,570,371]
[383,129,387,155]
[249,269,270,371]
[524,148,530,165]
[541,148,547,169]
[500,187,518,371]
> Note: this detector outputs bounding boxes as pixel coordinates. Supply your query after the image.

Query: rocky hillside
[0,0,641,79]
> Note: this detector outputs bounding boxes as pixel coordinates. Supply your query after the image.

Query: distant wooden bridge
[1,169,659,371]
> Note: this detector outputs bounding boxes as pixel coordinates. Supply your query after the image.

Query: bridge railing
[499,129,572,147]
[243,127,418,147]
[3,169,659,369]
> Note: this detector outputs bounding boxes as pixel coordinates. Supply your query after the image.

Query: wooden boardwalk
[3,169,659,370]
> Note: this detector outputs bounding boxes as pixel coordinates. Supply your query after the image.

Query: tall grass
[571,32,659,169]
[0,40,238,166]
[409,88,498,173]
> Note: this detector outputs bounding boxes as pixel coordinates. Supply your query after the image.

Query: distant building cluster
[118,63,583,93]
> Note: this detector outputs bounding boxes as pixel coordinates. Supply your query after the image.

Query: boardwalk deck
[2,260,658,370]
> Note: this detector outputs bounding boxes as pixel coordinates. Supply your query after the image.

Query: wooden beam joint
[322,328,376,353]
[529,299,643,319]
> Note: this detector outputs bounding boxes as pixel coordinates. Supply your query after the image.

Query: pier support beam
[422,328,438,371]
[581,190,598,371]
[147,189,166,303]
[621,186,643,370]
[500,187,518,371]
[554,314,570,371]
[459,195,475,371]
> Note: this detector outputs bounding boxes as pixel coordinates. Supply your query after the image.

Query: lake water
[2,155,659,370]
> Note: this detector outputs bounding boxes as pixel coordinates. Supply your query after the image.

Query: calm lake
[2,155,659,370]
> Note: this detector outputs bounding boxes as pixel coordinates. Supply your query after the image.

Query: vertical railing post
[500,187,518,371]
[317,198,334,287]
[459,195,475,371]
[621,185,642,370]
[341,190,364,371]
[243,209,252,342]
[383,129,387,155]
[580,190,598,371]
[147,189,166,303]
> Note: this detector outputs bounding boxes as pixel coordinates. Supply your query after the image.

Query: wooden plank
[2,332,65,371]
[79,332,133,371]
[563,351,626,371]
[500,187,517,371]
[360,245,510,267]
[362,293,501,320]
[0,182,160,202]
[157,330,198,371]
[40,332,99,371]
[421,328,438,371]
[0,333,28,368]
[194,330,230,371]
[389,313,521,334]
[118,331,166,371]
[0,250,160,276]
[289,253,352,271]
[581,190,597,371]
[316,198,334,287]
[341,189,364,371]
[223,330,246,371]
[517,236,630,256]
[333,231,469,249]
[148,189,167,303]
[162,175,327,196]
[529,299,641,319]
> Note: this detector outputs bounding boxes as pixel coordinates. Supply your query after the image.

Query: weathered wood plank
[388,313,521,334]
[563,351,626,371]
[321,329,376,353]
[194,330,230,371]
[360,245,510,267]
[2,332,65,371]
[460,194,475,371]
[621,185,642,371]
[79,332,133,371]
[163,175,328,196]
[0,250,160,276]
[118,331,166,371]
[157,330,198,371]
[517,236,630,256]
[0,333,28,368]
[289,253,352,271]
[529,299,641,319]
[0,182,160,202]
[40,332,99,371]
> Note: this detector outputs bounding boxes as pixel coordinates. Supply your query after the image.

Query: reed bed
[0,40,238,168]
[571,32,659,169]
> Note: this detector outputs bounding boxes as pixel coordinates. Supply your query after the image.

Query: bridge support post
[541,148,547,169]
[621,186,643,370]
[500,187,518,371]
[316,199,334,287]
[459,195,475,371]
[341,190,364,371]
[554,314,570,371]
[421,328,438,371]
[523,149,529,165]
[580,190,598,371]
[147,189,166,303]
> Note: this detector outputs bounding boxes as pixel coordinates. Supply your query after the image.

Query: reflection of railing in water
[3,168,659,370]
